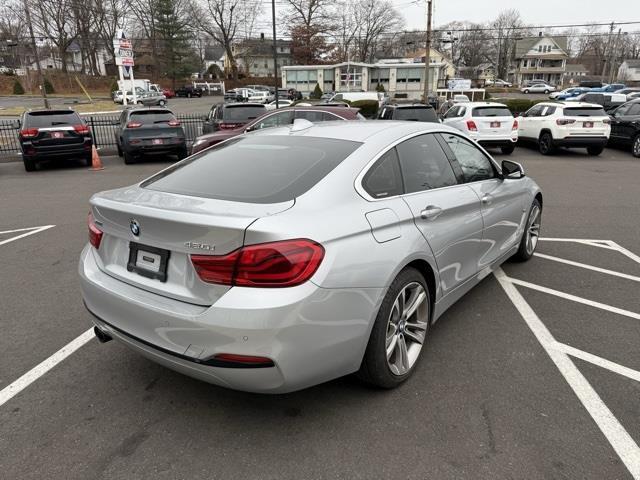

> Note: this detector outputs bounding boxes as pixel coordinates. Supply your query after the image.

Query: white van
[329,92,383,106]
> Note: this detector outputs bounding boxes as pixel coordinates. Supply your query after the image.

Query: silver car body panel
[80,121,541,393]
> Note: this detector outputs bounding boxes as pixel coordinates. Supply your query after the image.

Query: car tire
[159,100,166,106]
[544,89,549,94]
[501,145,515,155]
[358,267,430,389]
[538,132,555,155]
[123,151,136,165]
[632,134,640,158]
[177,146,188,160]
[524,89,530,94]
[117,143,123,157]
[512,198,542,262]
[587,145,604,156]
[23,156,36,172]
[84,152,93,167]
[137,101,143,105]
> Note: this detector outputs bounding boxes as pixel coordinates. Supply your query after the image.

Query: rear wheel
[544,89,549,94]
[177,146,188,160]
[358,267,430,389]
[524,89,530,94]
[538,132,555,155]
[159,100,166,106]
[501,144,515,155]
[632,134,640,158]
[117,142,123,157]
[513,199,542,262]
[23,156,36,172]
[587,145,604,156]
[123,151,136,165]
[84,152,93,167]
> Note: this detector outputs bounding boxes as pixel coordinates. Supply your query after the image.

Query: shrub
[43,78,54,94]
[501,98,546,115]
[109,78,119,93]
[375,83,386,93]
[12,79,24,95]
[351,99,379,119]
[310,82,323,99]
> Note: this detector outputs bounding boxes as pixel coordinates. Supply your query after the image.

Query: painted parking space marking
[0,328,94,407]
[0,225,55,247]
[554,342,640,384]
[533,253,640,283]
[495,268,640,479]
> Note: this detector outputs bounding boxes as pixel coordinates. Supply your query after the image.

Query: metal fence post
[89,116,98,148]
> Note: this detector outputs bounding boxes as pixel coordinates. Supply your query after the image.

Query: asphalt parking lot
[0,146,639,479]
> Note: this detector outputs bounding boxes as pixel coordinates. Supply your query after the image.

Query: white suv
[442,102,518,154]
[517,102,610,156]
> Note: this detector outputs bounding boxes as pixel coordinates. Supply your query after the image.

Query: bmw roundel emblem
[130,219,140,236]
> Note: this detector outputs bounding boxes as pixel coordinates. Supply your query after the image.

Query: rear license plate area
[583,121,594,128]
[51,131,64,139]
[490,121,501,128]
[152,138,164,145]
[127,242,170,282]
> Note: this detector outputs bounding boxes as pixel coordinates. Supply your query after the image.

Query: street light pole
[423,0,432,103]
[271,0,279,109]
[22,0,49,109]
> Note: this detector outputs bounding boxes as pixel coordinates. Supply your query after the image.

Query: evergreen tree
[13,79,24,95]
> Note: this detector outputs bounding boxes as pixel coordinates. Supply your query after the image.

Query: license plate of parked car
[490,121,501,128]
[152,139,164,145]
[51,131,64,138]
[583,121,594,128]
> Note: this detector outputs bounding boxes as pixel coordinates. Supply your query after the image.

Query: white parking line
[554,343,640,383]
[506,276,640,321]
[534,253,640,283]
[0,225,55,247]
[608,241,640,265]
[0,328,94,407]
[494,268,640,479]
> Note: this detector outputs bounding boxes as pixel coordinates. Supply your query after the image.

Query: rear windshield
[142,136,362,203]
[222,106,265,121]
[563,107,607,117]
[129,111,175,124]
[25,111,81,128]
[393,107,438,122]
[472,107,512,117]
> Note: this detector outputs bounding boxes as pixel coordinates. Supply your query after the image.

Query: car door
[518,104,543,139]
[396,133,485,295]
[617,103,640,142]
[439,132,527,267]
[608,104,631,142]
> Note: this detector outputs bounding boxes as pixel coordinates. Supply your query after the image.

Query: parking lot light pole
[22,0,49,109]
[272,0,279,109]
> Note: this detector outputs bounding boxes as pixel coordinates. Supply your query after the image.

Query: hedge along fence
[494,98,549,115]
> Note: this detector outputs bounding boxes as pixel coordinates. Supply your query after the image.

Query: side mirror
[502,160,525,179]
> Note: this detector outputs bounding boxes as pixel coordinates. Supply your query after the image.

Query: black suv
[175,86,203,98]
[18,109,93,171]
[608,99,640,158]
[114,107,187,164]
[377,104,439,123]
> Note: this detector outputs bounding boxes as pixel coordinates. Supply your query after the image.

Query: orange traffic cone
[89,144,104,171]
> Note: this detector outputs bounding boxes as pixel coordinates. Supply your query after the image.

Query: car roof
[558,101,604,108]
[388,104,434,109]
[223,102,265,108]
[465,102,508,108]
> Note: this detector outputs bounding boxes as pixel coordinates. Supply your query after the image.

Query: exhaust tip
[94,326,113,343]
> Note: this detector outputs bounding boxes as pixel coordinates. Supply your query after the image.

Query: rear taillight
[126,121,142,128]
[512,120,518,130]
[212,353,274,367]
[466,120,477,132]
[168,120,180,126]
[88,212,103,249]
[191,239,324,288]
[556,118,576,126]
[20,128,39,138]
[73,124,90,134]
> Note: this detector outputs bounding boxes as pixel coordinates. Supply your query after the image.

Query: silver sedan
[79,120,542,393]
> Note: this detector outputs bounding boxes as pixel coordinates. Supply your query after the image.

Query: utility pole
[22,0,49,109]
[601,22,615,82]
[271,0,279,109]
[609,28,622,83]
[423,0,433,103]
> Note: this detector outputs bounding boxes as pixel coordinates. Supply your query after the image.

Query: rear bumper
[125,141,186,155]
[78,245,381,393]
[553,136,608,148]
[22,140,92,159]
[477,138,517,148]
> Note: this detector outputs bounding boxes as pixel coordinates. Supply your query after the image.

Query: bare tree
[488,9,529,79]
[352,0,402,63]
[29,0,78,72]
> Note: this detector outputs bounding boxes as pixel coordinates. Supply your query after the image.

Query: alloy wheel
[385,282,429,376]
[633,136,640,157]
[525,204,541,255]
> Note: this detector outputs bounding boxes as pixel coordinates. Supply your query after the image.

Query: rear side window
[143,136,361,204]
[562,107,607,117]
[25,111,81,128]
[472,107,512,117]
[362,149,403,199]
[393,107,438,122]
[396,134,458,193]
[129,111,175,124]
[223,106,265,121]
[295,110,326,122]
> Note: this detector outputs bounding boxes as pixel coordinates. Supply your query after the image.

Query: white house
[282,61,444,100]
[514,35,569,86]
[618,59,640,83]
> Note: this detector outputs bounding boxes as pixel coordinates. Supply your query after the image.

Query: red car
[191,106,363,154]
[162,88,175,99]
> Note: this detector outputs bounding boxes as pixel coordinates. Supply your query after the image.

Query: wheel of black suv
[117,142,123,157]
[358,267,430,389]
[501,144,515,155]
[177,146,188,160]
[587,145,604,156]
[632,134,640,158]
[538,132,555,155]
[513,198,542,262]
[23,156,36,172]
[84,152,93,167]
[124,151,136,165]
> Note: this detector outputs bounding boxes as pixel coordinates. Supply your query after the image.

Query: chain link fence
[0,113,206,156]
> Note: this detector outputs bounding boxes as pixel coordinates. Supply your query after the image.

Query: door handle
[481,194,493,205]
[420,205,443,220]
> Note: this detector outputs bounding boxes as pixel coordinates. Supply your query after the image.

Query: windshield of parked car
[393,107,438,122]
[142,136,362,203]
[25,111,82,127]
[472,107,512,117]
[222,106,265,121]
[129,110,176,124]
[563,107,607,117]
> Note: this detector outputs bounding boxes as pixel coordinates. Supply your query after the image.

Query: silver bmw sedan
[79,120,542,393]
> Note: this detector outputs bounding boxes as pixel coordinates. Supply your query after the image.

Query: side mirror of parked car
[501,160,525,179]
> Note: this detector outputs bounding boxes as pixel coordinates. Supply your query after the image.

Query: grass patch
[0,100,120,116]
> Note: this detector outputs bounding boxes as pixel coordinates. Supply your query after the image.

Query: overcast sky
[395,0,640,30]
